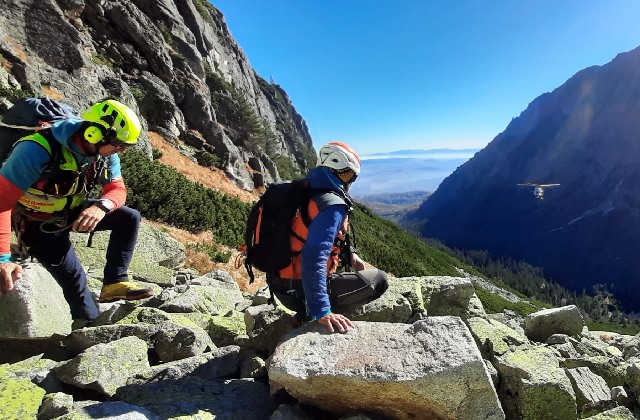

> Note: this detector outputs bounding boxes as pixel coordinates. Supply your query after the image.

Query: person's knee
[373,270,389,297]
[127,207,141,225]
[116,206,141,227]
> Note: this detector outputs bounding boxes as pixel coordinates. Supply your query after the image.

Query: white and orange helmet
[317,141,361,175]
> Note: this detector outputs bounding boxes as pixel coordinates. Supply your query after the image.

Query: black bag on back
[243,180,309,282]
[0,97,80,163]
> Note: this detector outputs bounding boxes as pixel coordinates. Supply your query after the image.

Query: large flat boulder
[269,317,504,420]
[0,263,72,338]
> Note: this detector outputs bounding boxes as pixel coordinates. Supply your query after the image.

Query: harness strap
[0,121,50,131]
[11,216,29,262]
[87,231,95,248]
[265,273,276,306]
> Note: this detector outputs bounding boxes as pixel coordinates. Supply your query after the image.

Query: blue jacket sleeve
[102,154,122,184]
[0,141,51,191]
[301,204,348,319]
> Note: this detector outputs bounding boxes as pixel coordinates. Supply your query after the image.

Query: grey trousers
[269,268,389,321]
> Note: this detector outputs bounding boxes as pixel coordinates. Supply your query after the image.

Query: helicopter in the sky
[517,183,560,200]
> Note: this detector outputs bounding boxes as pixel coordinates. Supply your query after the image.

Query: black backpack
[242,180,353,283]
[0,97,80,164]
[243,180,310,283]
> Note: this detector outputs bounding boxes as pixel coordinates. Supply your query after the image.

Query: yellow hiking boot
[99,281,153,303]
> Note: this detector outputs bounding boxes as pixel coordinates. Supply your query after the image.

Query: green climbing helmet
[81,99,141,146]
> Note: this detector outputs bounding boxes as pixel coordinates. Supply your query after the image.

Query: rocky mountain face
[0,0,315,189]
[410,46,640,312]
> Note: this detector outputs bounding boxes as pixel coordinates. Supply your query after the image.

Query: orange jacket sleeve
[0,175,26,257]
[100,178,127,209]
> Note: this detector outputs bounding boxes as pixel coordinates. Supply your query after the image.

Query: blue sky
[212,1,640,155]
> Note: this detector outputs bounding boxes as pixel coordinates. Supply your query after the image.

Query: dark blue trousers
[21,205,141,320]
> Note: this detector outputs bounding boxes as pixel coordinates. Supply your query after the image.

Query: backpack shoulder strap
[311,191,348,213]
[15,130,66,178]
[16,132,54,155]
[300,189,350,227]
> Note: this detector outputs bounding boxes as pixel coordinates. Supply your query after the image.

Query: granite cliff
[0,0,315,189]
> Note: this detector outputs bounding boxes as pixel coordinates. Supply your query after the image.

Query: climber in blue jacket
[268,142,389,333]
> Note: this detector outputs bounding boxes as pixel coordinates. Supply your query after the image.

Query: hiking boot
[99,281,153,303]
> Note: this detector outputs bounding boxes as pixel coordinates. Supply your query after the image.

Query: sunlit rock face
[410,46,640,311]
[0,0,315,189]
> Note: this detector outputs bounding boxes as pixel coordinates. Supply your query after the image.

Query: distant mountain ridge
[409,46,640,311]
[355,191,430,225]
[361,148,480,157]
[356,191,431,206]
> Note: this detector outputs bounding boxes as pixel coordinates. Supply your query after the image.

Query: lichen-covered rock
[561,356,628,388]
[240,351,267,378]
[91,302,141,326]
[115,306,201,328]
[38,392,74,420]
[157,284,244,315]
[244,304,292,354]
[524,305,584,342]
[581,330,640,357]
[204,311,249,347]
[116,377,276,419]
[343,289,413,323]
[153,321,215,362]
[622,336,640,360]
[422,276,475,318]
[0,371,46,419]
[487,310,526,335]
[0,353,58,378]
[269,318,504,420]
[0,354,62,395]
[54,336,150,396]
[581,405,637,419]
[379,277,427,322]
[57,401,160,420]
[611,385,636,408]
[468,292,487,318]
[72,226,175,288]
[466,316,529,358]
[0,263,72,338]
[65,307,216,362]
[63,323,161,355]
[200,270,239,286]
[493,345,577,419]
[627,360,640,404]
[125,346,241,384]
[565,367,611,409]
